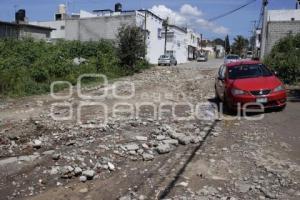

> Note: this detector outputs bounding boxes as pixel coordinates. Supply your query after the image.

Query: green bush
[117,25,147,74]
[0,35,150,97]
[264,33,300,84]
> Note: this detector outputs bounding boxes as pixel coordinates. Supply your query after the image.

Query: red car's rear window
[228,64,273,79]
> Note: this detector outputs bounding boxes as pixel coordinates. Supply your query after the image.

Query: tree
[225,35,230,54]
[116,25,146,73]
[231,35,249,56]
[213,38,225,46]
[265,33,300,83]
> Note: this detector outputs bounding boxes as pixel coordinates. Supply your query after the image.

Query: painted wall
[20,26,51,40]
[264,20,300,56]
[65,15,136,41]
[268,9,300,21]
[165,27,188,64]
[261,9,300,57]
[31,20,65,40]
[137,11,164,64]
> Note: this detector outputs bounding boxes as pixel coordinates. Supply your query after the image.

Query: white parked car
[158,55,177,66]
[224,54,240,64]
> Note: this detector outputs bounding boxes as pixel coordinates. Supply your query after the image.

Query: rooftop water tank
[115,3,122,12]
[58,4,66,14]
[15,9,26,23]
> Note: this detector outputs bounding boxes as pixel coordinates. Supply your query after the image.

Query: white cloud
[196,19,229,35]
[150,5,187,26]
[150,4,229,35]
[180,4,202,17]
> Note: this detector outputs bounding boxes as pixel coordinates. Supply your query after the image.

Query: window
[166,50,174,56]
[228,64,273,79]
[158,28,162,38]
[60,25,65,30]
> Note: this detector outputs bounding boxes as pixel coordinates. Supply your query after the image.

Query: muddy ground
[0,59,299,200]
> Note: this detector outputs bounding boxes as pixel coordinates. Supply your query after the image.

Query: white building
[186,29,200,60]
[260,8,300,58]
[267,9,300,21]
[31,20,65,40]
[30,5,165,64]
[162,25,188,64]
[30,3,203,64]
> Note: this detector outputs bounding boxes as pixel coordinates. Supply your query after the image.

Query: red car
[215,60,287,111]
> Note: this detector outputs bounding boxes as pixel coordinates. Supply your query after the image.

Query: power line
[208,0,257,22]
[256,6,264,29]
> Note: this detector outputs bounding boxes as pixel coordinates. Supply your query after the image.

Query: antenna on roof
[14,5,18,13]
[65,0,69,14]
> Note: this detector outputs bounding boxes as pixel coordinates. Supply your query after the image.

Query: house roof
[168,25,187,33]
[138,9,163,21]
[0,21,56,30]
[93,9,113,13]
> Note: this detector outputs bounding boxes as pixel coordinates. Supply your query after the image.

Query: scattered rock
[108,162,115,171]
[66,140,76,146]
[237,183,251,193]
[82,170,96,179]
[79,176,87,182]
[178,136,191,145]
[52,153,60,160]
[177,182,188,187]
[79,187,89,193]
[157,144,171,154]
[163,139,179,146]
[42,150,55,155]
[135,136,148,141]
[123,143,139,151]
[142,153,154,161]
[33,140,42,149]
[156,135,166,141]
[74,167,82,176]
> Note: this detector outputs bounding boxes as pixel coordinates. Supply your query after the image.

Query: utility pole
[260,0,268,60]
[144,11,147,59]
[250,20,256,56]
[200,33,203,51]
[163,17,169,55]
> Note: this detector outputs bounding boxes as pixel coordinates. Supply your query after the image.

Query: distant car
[197,54,208,62]
[215,60,287,111]
[224,54,240,64]
[158,55,177,66]
[246,51,253,59]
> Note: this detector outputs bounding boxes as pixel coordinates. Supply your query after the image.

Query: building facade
[163,25,188,64]
[31,8,165,64]
[186,29,200,60]
[260,9,300,58]
[0,21,54,40]
[30,4,203,64]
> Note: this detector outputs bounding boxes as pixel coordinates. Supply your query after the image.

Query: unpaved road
[0,59,299,200]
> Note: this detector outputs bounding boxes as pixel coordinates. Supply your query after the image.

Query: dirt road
[0,59,299,200]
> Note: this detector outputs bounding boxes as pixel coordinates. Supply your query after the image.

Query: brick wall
[264,21,300,56]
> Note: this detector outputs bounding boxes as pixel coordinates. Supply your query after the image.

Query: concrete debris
[156,144,171,154]
[79,176,87,182]
[108,162,115,171]
[82,170,96,179]
[142,153,154,161]
[135,136,148,141]
[123,143,139,151]
[32,140,42,148]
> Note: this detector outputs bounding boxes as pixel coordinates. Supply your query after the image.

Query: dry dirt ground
[0,59,299,200]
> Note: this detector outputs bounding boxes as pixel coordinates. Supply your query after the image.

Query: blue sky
[0,0,297,40]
